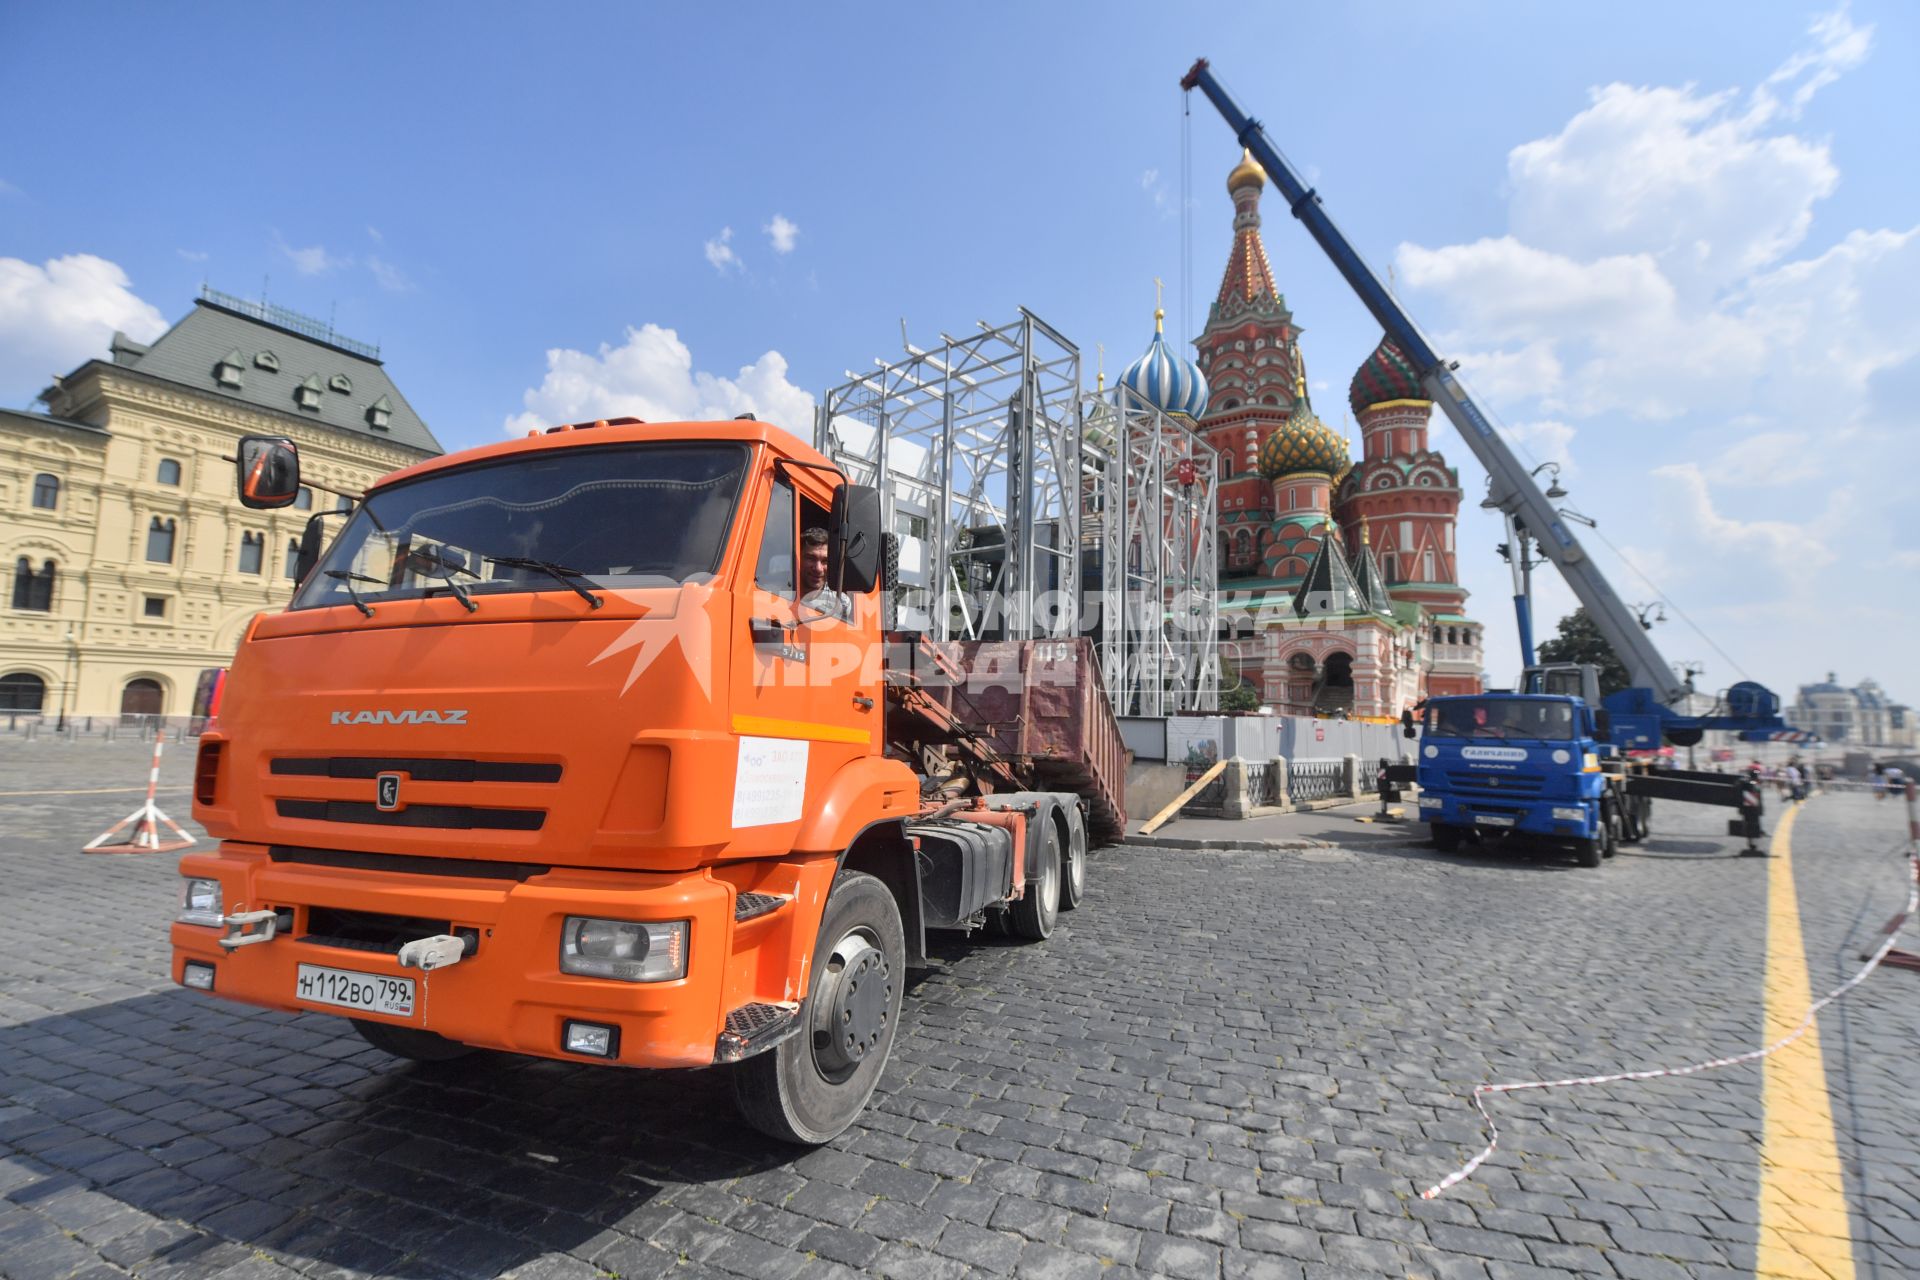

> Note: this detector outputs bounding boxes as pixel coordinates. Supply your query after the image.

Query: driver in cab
[799,527,850,622]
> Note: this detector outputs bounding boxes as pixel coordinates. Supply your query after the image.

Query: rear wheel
[1575,813,1607,868]
[1009,820,1062,940]
[351,1019,475,1062]
[1602,806,1623,859]
[1058,807,1087,912]
[1430,822,1464,853]
[732,871,904,1145]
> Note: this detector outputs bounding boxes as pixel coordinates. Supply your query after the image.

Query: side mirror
[294,514,327,587]
[237,436,300,508]
[1401,709,1416,739]
[829,483,883,594]
[1595,709,1612,741]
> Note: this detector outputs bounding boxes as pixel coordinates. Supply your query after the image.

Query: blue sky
[4,2,1915,706]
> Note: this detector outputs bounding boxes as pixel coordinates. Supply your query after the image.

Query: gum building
[1,290,440,722]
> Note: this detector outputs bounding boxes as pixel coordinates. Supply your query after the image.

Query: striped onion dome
[1119,310,1209,419]
[1349,335,1424,414]
[1257,399,1349,480]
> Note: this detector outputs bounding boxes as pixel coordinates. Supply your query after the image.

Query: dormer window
[254,350,279,372]
[328,374,352,395]
[294,375,322,411]
[366,394,392,430]
[214,349,244,387]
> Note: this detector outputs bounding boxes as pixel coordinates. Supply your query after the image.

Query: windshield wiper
[324,570,382,618]
[487,556,605,609]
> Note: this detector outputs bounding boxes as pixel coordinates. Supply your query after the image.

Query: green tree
[1535,607,1632,696]
[1220,673,1262,713]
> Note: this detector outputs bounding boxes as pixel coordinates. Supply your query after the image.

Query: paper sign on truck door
[732,736,809,827]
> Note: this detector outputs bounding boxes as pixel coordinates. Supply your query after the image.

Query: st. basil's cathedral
[1120,151,1483,719]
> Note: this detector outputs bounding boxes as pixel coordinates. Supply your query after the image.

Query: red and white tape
[1423,823,1919,1200]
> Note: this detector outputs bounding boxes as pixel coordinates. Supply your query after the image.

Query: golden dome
[1227,148,1266,194]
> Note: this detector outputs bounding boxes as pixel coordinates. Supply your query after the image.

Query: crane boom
[1180,59,1687,705]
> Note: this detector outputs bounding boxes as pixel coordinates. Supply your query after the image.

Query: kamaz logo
[329,709,469,725]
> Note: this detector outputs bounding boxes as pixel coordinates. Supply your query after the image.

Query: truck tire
[1602,805,1623,859]
[1008,819,1062,940]
[1059,804,1088,912]
[1575,817,1606,868]
[732,870,905,1145]
[351,1019,475,1062]
[1430,823,1464,853]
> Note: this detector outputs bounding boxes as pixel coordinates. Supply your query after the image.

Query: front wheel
[1430,822,1464,853]
[732,870,905,1145]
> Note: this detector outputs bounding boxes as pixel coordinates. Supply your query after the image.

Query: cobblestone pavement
[2,735,1916,1279]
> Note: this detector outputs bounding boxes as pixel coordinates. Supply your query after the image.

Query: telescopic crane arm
[1180,59,1689,706]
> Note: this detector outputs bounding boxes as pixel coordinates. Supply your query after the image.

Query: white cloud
[704,227,741,273]
[765,214,799,255]
[0,254,167,399]
[505,323,815,438]
[176,249,209,263]
[367,256,413,292]
[1751,4,1873,123]
[1501,419,1578,477]
[274,233,349,276]
[1451,341,1564,404]
[1140,168,1174,219]
[1711,431,1819,487]
[366,226,384,243]
[1651,461,1833,586]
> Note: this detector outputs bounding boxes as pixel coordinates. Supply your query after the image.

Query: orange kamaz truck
[172,417,1125,1142]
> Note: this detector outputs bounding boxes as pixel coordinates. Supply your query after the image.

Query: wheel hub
[812,934,892,1074]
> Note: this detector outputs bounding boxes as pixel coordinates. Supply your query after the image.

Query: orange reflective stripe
[731,715,871,745]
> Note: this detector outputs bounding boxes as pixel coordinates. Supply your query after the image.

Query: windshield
[292,443,749,612]
[1425,697,1579,742]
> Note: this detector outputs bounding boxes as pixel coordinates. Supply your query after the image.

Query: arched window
[238,531,264,575]
[157,458,182,485]
[1381,553,1398,582]
[1234,529,1252,564]
[12,558,56,611]
[1432,627,1443,646]
[1220,454,1233,479]
[285,538,303,581]
[0,672,46,712]
[31,474,60,510]
[294,487,313,510]
[146,517,176,563]
[333,493,353,513]
[1423,550,1436,581]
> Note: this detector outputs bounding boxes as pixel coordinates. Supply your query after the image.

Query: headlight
[178,878,223,927]
[1418,795,1442,809]
[1552,807,1587,822]
[560,917,687,982]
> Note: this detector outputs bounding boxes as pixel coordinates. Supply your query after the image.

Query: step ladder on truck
[177,418,1125,1143]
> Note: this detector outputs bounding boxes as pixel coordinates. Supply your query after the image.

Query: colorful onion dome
[1227,148,1266,194]
[1348,335,1424,414]
[1119,309,1210,419]
[1257,399,1350,480]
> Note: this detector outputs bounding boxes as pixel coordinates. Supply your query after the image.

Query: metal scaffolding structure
[1089,384,1220,716]
[817,309,1218,715]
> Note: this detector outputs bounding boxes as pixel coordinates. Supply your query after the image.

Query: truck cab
[1414,691,1623,867]
[172,417,1102,1144]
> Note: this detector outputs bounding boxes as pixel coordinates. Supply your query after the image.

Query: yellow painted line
[731,714,871,745]
[1757,802,1856,1280]
[0,785,192,797]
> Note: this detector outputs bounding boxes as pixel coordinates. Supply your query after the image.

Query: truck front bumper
[169,843,823,1069]
[1419,792,1595,840]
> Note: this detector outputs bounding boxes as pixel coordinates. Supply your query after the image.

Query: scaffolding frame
[818,309,1218,715]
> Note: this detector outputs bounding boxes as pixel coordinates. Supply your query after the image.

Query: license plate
[295,964,416,1017]
[1476,815,1516,827]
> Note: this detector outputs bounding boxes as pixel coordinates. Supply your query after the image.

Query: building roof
[1119,311,1209,419]
[1349,335,1425,415]
[106,292,441,455]
[1293,526,1370,619]
[0,407,109,438]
